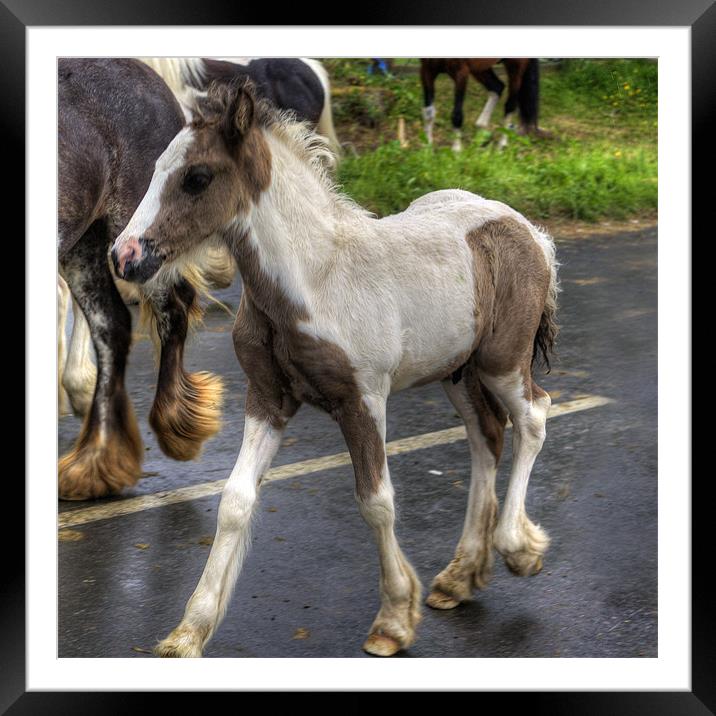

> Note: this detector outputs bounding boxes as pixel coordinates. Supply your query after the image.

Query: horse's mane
[192,78,372,219]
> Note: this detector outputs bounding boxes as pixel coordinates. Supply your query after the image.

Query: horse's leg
[473,68,505,128]
[146,278,224,461]
[480,368,551,575]
[497,60,525,149]
[426,370,506,609]
[448,66,469,152]
[62,296,97,417]
[57,276,72,416]
[339,391,422,657]
[58,222,143,500]
[156,297,299,657]
[420,63,437,145]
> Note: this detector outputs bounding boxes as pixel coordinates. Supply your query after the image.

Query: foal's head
[111,80,271,282]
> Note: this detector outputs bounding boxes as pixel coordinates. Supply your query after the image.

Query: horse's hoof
[155,627,203,658]
[505,552,543,576]
[363,633,402,657]
[425,589,461,610]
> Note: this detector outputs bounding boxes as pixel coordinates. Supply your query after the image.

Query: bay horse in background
[141,57,341,155]
[58,58,224,501]
[111,79,559,658]
[420,58,544,151]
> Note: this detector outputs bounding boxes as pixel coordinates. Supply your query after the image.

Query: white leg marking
[62,297,97,417]
[497,111,516,149]
[156,415,284,657]
[451,129,463,153]
[476,91,500,128]
[422,104,436,145]
[481,371,551,575]
[57,277,72,416]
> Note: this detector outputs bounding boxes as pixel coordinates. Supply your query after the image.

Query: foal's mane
[192,79,372,218]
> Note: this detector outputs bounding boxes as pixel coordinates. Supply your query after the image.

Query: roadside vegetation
[324,59,657,222]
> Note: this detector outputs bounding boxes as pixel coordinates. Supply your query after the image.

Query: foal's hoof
[363,633,402,657]
[504,551,544,577]
[155,626,203,658]
[425,589,461,610]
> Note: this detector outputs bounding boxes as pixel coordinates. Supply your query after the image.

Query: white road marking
[58,394,612,530]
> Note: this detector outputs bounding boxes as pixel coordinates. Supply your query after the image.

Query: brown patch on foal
[462,366,507,462]
[464,218,551,378]
[58,391,143,500]
[229,227,384,498]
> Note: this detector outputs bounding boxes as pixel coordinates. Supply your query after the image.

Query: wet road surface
[58,227,658,658]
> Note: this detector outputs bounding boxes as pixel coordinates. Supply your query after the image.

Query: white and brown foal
[112,80,559,658]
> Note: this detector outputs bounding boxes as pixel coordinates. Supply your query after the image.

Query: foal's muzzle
[111,236,164,283]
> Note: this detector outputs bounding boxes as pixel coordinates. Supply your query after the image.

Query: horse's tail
[518,58,540,132]
[139,57,207,121]
[300,58,343,159]
[530,224,560,373]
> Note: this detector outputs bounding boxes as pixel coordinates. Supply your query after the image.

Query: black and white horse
[142,57,341,154]
[58,58,224,500]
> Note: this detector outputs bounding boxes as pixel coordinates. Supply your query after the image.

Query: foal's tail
[518,58,540,132]
[531,224,560,373]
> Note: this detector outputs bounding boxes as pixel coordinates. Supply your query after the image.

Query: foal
[112,80,558,657]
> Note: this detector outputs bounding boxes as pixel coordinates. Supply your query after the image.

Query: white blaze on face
[112,127,195,255]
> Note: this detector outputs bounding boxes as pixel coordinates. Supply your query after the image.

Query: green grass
[326,59,657,222]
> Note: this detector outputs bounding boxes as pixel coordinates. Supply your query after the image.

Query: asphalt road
[58,226,658,659]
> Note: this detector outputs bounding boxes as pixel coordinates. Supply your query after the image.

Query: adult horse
[420,58,543,151]
[112,79,558,657]
[141,57,341,154]
[58,58,224,500]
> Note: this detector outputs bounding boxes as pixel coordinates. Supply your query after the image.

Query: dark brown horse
[58,58,224,500]
[419,58,543,151]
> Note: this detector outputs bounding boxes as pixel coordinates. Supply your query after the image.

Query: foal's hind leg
[58,224,143,500]
[427,371,506,610]
[339,392,422,656]
[481,369,551,575]
[145,279,224,461]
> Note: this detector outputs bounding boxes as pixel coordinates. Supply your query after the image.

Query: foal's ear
[223,84,255,147]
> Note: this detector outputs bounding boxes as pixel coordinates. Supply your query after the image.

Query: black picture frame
[9,1,702,712]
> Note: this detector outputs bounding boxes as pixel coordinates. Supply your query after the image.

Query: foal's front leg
[155,394,289,657]
[339,393,422,657]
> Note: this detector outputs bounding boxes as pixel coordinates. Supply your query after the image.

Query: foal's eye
[182,166,213,195]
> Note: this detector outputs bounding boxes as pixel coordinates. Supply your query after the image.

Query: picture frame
[9,0,703,710]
